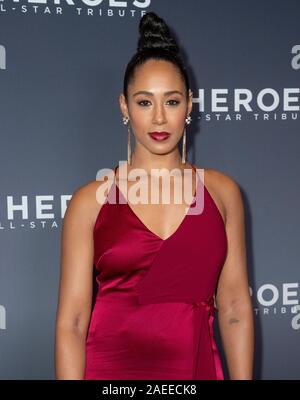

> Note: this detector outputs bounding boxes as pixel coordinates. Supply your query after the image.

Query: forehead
[129,59,184,92]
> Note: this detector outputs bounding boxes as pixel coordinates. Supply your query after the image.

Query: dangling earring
[182,128,186,165]
[122,116,131,165]
[182,115,192,164]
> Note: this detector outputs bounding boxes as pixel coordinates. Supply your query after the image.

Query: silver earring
[127,123,132,166]
[185,115,192,125]
[182,115,192,164]
[182,127,186,164]
[122,116,131,165]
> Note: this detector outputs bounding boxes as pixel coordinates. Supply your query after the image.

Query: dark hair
[123,12,190,101]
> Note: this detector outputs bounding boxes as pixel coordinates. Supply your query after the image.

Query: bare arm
[215,173,254,380]
[54,182,98,380]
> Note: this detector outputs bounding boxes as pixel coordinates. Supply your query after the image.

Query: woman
[55,12,254,380]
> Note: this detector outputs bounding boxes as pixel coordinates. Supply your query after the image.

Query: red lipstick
[148,131,171,141]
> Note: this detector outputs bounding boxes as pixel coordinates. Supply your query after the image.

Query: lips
[148,131,171,141]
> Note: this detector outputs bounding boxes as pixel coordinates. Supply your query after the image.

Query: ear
[119,93,129,119]
[187,89,193,116]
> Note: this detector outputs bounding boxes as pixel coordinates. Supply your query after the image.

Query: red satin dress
[84,164,227,380]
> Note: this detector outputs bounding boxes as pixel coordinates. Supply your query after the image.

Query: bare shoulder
[193,166,242,225]
[205,168,241,196]
[64,170,115,230]
[204,168,244,224]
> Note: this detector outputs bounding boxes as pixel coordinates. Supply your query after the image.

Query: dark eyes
[137,99,180,107]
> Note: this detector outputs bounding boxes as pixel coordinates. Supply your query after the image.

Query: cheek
[169,110,186,127]
[174,110,186,122]
[130,110,152,129]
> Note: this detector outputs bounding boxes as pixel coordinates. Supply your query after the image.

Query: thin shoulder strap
[113,164,118,183]
[191,163,199,181]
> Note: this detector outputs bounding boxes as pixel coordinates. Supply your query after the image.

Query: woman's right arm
[54,182,98,380]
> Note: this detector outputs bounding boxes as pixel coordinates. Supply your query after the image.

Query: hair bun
[137,12,179,54]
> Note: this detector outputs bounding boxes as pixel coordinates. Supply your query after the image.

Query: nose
[152,103,167,125]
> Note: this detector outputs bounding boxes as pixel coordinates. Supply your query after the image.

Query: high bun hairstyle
[123,12,190,102]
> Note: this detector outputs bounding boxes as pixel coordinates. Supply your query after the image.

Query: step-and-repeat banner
[0,0,299,379]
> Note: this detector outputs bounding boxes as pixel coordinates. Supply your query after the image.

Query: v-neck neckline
[113,164,201,242]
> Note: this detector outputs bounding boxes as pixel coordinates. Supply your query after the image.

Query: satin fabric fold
[192,297,224,380]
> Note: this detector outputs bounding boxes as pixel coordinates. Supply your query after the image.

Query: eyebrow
[132,90,184,97]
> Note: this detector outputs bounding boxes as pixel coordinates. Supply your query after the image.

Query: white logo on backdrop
[291,306,300,330]
[0,195,71,230]
[0,44,6,70]
[0,305,6,330]
[0,0,151,17]
[291,45,300,70]
[250,283,300,330]
[193,88,299,122]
